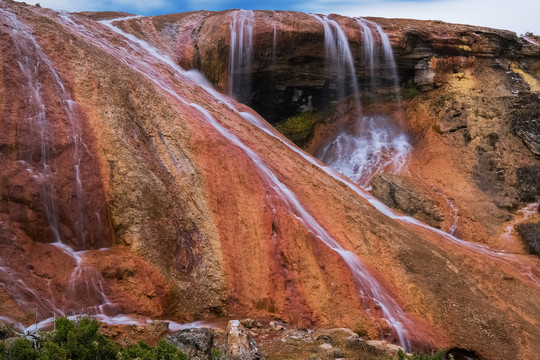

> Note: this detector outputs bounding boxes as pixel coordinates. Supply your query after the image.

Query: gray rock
[167,328,214,360]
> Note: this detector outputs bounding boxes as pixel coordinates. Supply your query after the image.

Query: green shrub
[0,342,7,360]
[2,317,186,360]
[10,338,38,360]
[155,340,186,360]
[211,347,223,360]
[38,342,66,360]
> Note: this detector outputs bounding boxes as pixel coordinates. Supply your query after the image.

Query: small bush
[516,221,540,255]
[0,342,7,360]
[211,347,223,360]
[38,342,66,360]
[10,338,38,360]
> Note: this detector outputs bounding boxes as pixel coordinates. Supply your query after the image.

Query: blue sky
[17,0,540,35]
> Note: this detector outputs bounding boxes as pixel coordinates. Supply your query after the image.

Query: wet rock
[516,165,540,202]
[371,174,445,227]
[512,93,540,156]
[516,221,540,255]
[167,328,213,360]
[225,320,264,360]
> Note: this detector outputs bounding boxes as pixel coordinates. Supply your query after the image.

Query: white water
[313,16,411,188]
[311,14,361,113]
[228,10,254,99]
[272,19,277,59]
[431,186,460,235]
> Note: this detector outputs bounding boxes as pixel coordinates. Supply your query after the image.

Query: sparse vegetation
[275,111,318,145]
[396,348,447,360]
[210,347,223,359]
[0,317,186,360]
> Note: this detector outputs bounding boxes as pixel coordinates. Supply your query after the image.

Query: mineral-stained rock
[225,320,264,360]
[371,174,445,227]
[167,328,214,360]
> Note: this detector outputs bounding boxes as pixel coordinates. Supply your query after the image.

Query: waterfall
[311,14,361,115]
[0,7,116,322]
[228,10,254,101]
[315,16,411,188]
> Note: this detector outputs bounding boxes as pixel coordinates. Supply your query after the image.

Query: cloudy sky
[19,0,540,35]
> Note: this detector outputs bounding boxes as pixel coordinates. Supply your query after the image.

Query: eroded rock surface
[371,174,446,228]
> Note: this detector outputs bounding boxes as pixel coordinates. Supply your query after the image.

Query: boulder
[516,165,540,202]
[167,328,214,360]
[225,320,264,360]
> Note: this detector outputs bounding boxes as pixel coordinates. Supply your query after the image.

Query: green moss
[275,111,318,145]
[401,86,420,100]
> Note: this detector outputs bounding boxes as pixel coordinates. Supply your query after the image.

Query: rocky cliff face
[126,9,540,249]
[0,2,539,359]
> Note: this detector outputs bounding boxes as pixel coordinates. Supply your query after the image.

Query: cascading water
[228,10,254,102]
[311,15,361,114]
[0,6,116,323]
[315,16,411,188]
